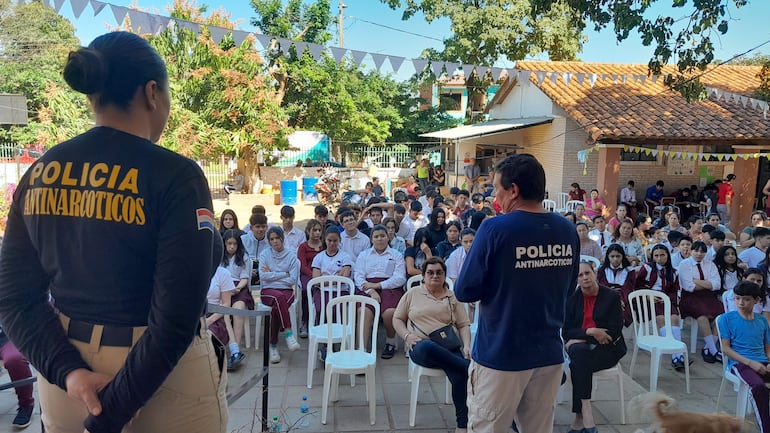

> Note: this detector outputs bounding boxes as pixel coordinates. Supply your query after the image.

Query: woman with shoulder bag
[393,257,471,433]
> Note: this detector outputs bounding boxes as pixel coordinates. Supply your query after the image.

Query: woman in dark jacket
[563,261,627,433]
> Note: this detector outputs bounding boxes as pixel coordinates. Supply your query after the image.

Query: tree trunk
[238,147,261,194]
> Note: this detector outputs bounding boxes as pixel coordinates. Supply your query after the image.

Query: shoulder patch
[196,208,216,232]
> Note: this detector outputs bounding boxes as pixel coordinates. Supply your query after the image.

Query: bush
[0,183,16,235]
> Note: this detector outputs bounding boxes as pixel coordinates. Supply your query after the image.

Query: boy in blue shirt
[718,280,770,432]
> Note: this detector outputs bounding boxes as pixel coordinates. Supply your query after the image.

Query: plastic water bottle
[270,415,281,432]
[299,395,311,428]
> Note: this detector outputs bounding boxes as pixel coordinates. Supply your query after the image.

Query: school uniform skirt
[679,290,724,319]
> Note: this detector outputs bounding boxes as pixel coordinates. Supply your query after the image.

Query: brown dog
[629,392,743,433]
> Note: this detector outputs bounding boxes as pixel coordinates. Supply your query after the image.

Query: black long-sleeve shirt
[0,127,222,433]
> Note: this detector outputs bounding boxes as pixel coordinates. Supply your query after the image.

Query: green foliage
[755,62,770,102]
[0,0,91,147]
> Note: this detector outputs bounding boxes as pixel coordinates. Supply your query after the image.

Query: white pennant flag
[388,56,405,73]
[740,95,749,108]
[293,41,308,56]
[588,73,597,87]
[562,72,571,86]
[575,73,585,85]
[476,66,489,79]
[330,46,347,64]
[651,75,660,83]
[255,34,273,50]
[714,88,722,100]
[70,0,89,18]
[491,67,503,81]
[42,0,50,7]
[639,75,647,84]
[307,43,324,60]
[209,26,228,45]
[445,62,461,76]
[601,74,608,81]
[350,49,367,67]
[632,74,639,83]
[110,4,128,25]
[535,71,546,85]
[520,70,531,85]
[621,74,628,84]
[53,0,65,12]
[412,59,429,74]
[178,20,200,35]
[611,74,618,84]
[371,53,387,71]
[431,61,444,77]
[275,38,292,55]
[232,30,250,46]
[550,72,558,85]
[90,0,107,16]
[149,14,169,35]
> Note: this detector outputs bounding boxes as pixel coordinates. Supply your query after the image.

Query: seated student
[607,204,633,233]
[206,262,244,370]
[241,214,270,260]
[564,261,626,433]
[406,228,438,277]
[662,211,688,235]
[717,280,770,433]
[610,220,644,266]
[597,244,636,326]
[679,240,724,363]
[740,227,770,269]
[714,245,747,294]
[314,204,330,227]
[371,177,384,197]
[577,221,602,261]
[446,228,476,281]
[723,268,764,315]
[635,244,688,370]
[0,327,34,428]
[705,230,726,262]
[242,204,268,232]
[706,212,737,241]
[686,215,704,242]
[223,229,254,355]
[436,221,463,260]
[297,220,325,338]
[354,225,407,359]
[259,227,302,364]
[574,203,592,223]
[670,234,692,269]
[383,216,407,255]
[461,193,486,228]
[588,215,613,253]
[740,210,768,249]
[339,210,371,260]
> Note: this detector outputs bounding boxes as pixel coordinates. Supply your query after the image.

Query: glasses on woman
[425,270,445,277]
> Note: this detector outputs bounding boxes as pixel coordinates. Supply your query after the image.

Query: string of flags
[34,0,770,119]
[577,144,769,175]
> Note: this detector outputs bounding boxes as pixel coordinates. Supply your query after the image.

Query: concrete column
[596,144,623,217]
[729,145,765,233]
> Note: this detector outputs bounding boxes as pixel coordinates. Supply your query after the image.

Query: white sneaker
[299,324,308,338]
[286,334,301,351]
[269,347,281,364]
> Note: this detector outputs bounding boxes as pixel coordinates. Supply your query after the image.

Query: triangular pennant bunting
[535,71,546,85]
[445,62,461,76]
[70,0,89,18]
[330,46,347,64]
[255,34,273,50]
[53,0,65,12]
[575,73,585,85]
[371,53,387,71]
[491,67,503,81]
[293,41,307,56]
[350,49,367,67]
[127,9,150,33]
[90,0,107,16]
[588,73,597,87]
[110,4,128,24]
[562,72,571,86]
[307,43,324,60]
[232,30,250,46]
[430,61,444,77]
[209,26,228,44]
[476,66,488,79]
[388,56,405,73]
[412,59,429,74]
[550,72,558,85]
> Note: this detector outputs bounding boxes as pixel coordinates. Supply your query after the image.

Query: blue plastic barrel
[302,177,319,202]
[280,180,298,205]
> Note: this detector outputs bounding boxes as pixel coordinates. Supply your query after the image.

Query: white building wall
[488,81,554,120]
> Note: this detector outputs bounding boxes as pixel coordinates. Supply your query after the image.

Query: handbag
[411,298,463,351]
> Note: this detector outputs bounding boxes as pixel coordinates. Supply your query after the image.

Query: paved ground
[0,194,761,432]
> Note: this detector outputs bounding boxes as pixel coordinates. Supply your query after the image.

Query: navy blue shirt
[645,185,664,204]
[455,210,579,371]
[0,127,221,433]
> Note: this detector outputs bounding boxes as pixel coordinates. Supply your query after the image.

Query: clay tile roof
[515,61,768,142]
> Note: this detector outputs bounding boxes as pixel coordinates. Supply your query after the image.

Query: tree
[0,0,91,147]
[384,0,752,101]
[131,0,290,192]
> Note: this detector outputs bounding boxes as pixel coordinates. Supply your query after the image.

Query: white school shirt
[446,247,468,281]
[225,253,251,282]
[400,215,429,243]
[739,246,765,268]
[207,266,236,304]
[311,250,353,277]
[640,263,665,291]
[241,232,269,260]
[677,257,721,293]
[340,230,371,260]
[671,250,689,269]
[603,266,630,286]
[282,226,307,255]
[722,289,765,314]
[588,229,612,250]
[353,247,406,290]
[705,246,717,262]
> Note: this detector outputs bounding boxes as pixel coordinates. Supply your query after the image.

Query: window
[621,144,658,162]
[439,92,462,111]
[701,144,734,162]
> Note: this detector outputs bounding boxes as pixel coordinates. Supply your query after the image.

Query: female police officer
[0,32,225,433]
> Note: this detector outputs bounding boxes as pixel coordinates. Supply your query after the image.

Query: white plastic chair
[542,199,557,212]
[251,284,300,350]
[566,200,585,214]
[580,255,601,269]
[306,275,355,389]
[686,316,699,354]
[464,301,479,349]
[715,314,750,419]
[628,289,690,393]
[403,275,453,427]
[557,363,626,424]
[555,192,570,213]
[321,295,380,425]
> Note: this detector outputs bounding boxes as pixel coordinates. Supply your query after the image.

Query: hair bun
[62,47,108,95]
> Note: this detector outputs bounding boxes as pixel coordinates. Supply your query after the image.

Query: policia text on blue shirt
[22,161,146,225]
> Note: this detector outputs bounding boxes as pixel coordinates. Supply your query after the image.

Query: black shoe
[12,405,33,428]
[672,357,685,371]
[702,348,716,364]
[227,352,246,371]
[381,343,396,359]
[715,351,723,364]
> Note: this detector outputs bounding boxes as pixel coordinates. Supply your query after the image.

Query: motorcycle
[314,165,341,207]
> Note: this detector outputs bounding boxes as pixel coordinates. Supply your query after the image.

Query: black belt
[67,319,136,347]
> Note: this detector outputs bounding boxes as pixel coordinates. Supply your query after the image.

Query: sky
[57,0,770,79]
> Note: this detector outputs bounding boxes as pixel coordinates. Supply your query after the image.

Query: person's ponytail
[63,48,109,95]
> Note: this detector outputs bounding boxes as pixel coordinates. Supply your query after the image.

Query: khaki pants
[467,361,562,433]
[39,316,228,433]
